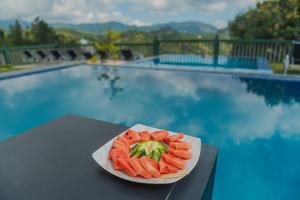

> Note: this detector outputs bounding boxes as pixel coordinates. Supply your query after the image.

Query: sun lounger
[36,50,46,60]
[120,49,134,61]
[35,50,49,62]
[50,50,61,60]
[67,50,78,60]
[82,52,93,60]
[23,50,33,59]
[23,50,36,63]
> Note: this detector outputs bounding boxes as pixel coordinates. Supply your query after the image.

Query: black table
[0,115,218,200]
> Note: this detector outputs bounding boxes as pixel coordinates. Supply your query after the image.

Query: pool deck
[0,61,84,81]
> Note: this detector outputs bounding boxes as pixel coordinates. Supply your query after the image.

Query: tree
[8,20,24,45]
[229,0,300,40]
[0,29,5,46]
[31,17,60,44]
[95,30,121,59]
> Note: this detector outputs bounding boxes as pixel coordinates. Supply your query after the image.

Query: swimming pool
[129,55,271,71]
[0,65,299,199]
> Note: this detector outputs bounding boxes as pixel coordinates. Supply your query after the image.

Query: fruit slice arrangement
[108,129,192,179]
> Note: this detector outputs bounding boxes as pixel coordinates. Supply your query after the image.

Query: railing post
[54,42,59,49]
[284,54,290,75]
[3,46,11,65]
[153,37,160,56]
[213,35,220,66]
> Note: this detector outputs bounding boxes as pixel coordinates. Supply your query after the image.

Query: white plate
[92,124,201,184]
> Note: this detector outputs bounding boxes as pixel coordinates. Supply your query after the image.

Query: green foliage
[271,62,300,74]
[8,20,24,45]
[153,27,199,40]
[0,18,78,47]
[0,29,5,46]
[89,55,98,63]
[229,0,300,40]
[31,17,59,44]
[119,27,199,43]
[95,30,121,59]
[55,28,98,43]
[0,65,16,73]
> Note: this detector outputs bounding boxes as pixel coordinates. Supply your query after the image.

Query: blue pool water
[0,65,299,199]
[132,55,270,70]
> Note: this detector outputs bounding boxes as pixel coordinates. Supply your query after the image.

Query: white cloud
[0,0,260,24]
[207,2,227,12]
[212,20,228,29]
[129,19,150,27]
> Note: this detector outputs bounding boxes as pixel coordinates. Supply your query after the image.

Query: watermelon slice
[162,153,185,169]
[117,159,137,177]
[123,129,140,144]
[110,148,130,170]
[168,148,192,160]
[116,137,130,149]
[129,158,152,179]
[112,140,129,151]
[146,157,159,169]
[151,130,169,141]
[107,128,194,179]
[164,133,184,143]
[159,159,178,174]
[108,144,128,160]
[169,141,191,150]
[139,131,151,142]
[139,156,161,178]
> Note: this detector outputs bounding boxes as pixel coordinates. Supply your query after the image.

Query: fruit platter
[92,124,201,184]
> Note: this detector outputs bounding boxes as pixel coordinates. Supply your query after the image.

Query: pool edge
[0,61,85,81]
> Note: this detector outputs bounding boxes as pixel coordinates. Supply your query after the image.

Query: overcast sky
[0,0,261,28]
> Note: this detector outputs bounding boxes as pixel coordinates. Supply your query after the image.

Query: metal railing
[116,37,293,64]
[0,38,294,66]
[0,44,94,66]
[115,42,154,58]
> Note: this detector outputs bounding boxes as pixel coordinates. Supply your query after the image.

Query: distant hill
[52,21,218,34]
[52,21,137,33]
[141,21,218,34]
[55,28,99,42]
[0,19,218,34]
[0,19,30,30]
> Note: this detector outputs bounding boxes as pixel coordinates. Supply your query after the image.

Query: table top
[0,115,218,200]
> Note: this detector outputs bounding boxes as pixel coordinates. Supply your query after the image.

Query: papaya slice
[169,141,191,150]
[159,159,178,174]
[164,133,184,143]
[129,157,152,179]
[168,148,192,160]
[139,156,161,178]
[117,159,137,177]
[162,153,185,169]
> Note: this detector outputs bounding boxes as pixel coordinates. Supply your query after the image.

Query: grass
[0,65,19,73]
[271,63,300,75]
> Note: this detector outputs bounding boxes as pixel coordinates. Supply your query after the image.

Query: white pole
[284,54,289,75]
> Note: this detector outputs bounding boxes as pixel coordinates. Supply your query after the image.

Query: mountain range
[0,19,219,35]
[52,21,218,34]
